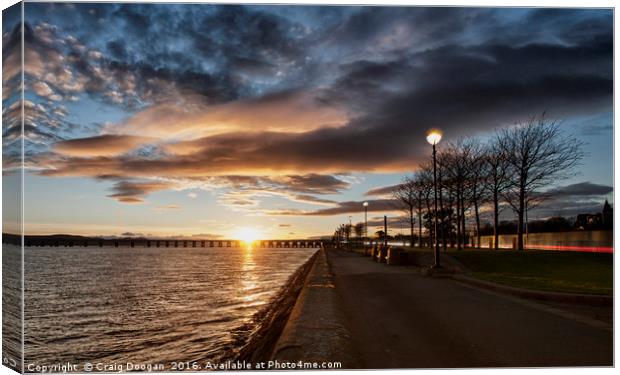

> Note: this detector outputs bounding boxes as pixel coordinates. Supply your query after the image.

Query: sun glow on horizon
[235,227,260,246]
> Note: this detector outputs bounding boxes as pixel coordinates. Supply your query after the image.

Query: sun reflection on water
[240,246,260,303]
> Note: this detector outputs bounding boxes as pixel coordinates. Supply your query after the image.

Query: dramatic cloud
[3,4,612,212]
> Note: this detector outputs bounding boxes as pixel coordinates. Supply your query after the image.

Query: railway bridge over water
[3,234,327,249]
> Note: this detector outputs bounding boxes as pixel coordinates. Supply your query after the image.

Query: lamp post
[426,128,443,268]
[363,201,369,244]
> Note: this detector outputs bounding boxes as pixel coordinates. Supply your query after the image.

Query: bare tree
[394,173,429,248]
[497,115,585,250]
[441,140,476,250]
[483,141,510,249]
[467,140,489,248]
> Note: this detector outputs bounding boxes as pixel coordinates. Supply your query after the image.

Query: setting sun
[235,227,260,245]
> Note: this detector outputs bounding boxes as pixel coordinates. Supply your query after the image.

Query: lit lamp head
[426,129,443,145]
[363,202,369,207]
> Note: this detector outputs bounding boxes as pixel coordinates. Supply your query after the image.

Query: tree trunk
[409,208,415,248]
[461,199,466,249]
[418,204,423,249]
[456,190,462,250]
[448,193,454,247]
[474,198,481,249]
[493,190,499,250]
[517,186,525,251]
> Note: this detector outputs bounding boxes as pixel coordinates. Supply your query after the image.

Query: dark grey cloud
[275,174,350,194]
[214,174,349,195]
[544,182,613,197]
[293,194,337,205]
[482,181,613,222]
[528,200,611,220]
[107,180,174,203]
[121,232,145,237]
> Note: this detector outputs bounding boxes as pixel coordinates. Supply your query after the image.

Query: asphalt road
[326,249,613,368]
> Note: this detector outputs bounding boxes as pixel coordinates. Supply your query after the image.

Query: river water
[3,245,316,371]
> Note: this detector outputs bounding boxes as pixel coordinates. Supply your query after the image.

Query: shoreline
[226,248,321,363]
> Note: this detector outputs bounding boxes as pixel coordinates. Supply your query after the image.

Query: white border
[0,2,616,375]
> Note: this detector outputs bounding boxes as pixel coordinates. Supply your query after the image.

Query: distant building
[574,200,613,230]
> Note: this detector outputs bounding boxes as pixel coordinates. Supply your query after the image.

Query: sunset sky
[2,3,613,239]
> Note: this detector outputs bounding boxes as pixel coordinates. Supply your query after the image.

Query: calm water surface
[10,245,315,369]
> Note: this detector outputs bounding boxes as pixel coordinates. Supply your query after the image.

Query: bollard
[387,247,402,265]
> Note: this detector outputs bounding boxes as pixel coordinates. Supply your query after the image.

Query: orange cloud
[110,90,348,140]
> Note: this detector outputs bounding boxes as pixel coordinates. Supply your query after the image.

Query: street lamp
[363,202,369,243]
[426,128,442,268]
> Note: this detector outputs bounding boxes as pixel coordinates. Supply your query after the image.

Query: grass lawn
[450,250,613,295]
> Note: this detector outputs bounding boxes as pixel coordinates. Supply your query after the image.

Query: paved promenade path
[326,249,613,368]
